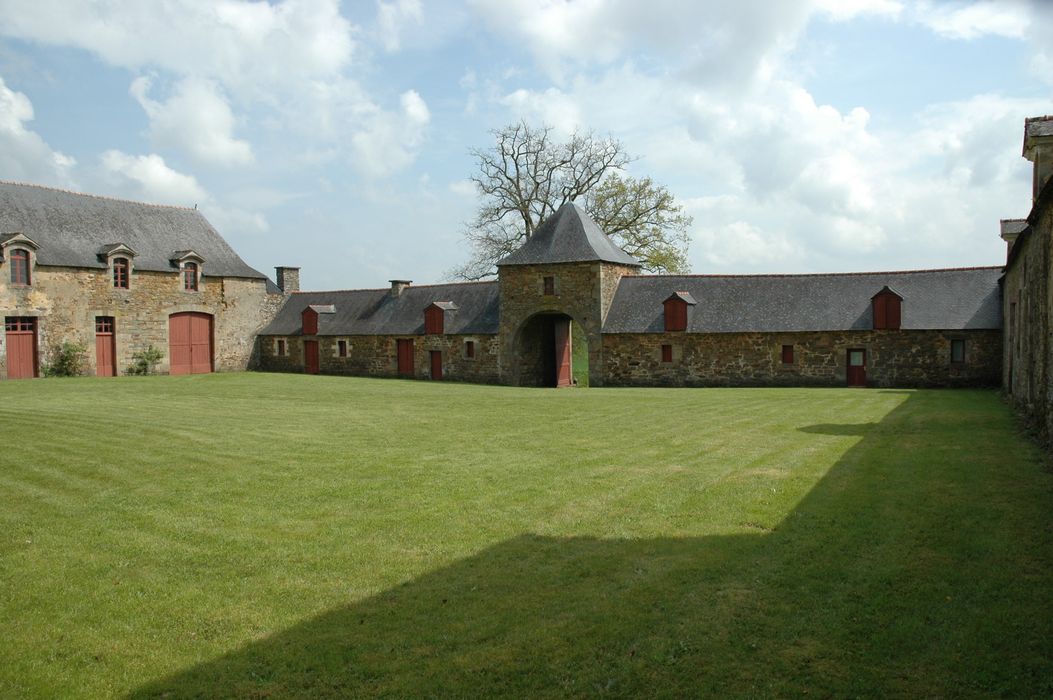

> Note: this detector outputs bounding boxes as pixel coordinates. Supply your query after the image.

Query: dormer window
[10,248,30,286]
[663,291,697,332]
[424,302,458,335]
[113,257,130,289]
[183,261,199,291]
[872,286,903,330]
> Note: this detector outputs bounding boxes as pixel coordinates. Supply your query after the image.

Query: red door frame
[5,317,38,379]
[847,348,867,387]
[397,339,414,376]
[430,350,442,380]
[95,317,116,377]
[554,317,572,387]
[304,340,320,374]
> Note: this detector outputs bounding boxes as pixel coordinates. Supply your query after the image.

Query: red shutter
[302,308,318,335]
[661,344,673,363]
[781,344,794,364]
[430,350,442,380]
[664,299,687,332]
[465,340,475,358]
[887,296,901,330]
[873,295,887,329]
[424,306,443,335]
[397,339,414,376]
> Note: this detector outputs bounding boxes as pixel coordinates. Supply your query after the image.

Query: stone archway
[513,312,588,387]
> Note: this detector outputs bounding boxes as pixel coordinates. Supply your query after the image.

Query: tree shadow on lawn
[131,393,1052,698]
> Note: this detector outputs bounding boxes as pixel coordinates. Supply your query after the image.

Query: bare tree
[451,122,692,279]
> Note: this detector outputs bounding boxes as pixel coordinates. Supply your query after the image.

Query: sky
[0,0,1051,291]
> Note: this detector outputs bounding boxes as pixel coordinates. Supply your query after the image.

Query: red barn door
[397,339,414,376]
[95,317,116,377]
[5,317,37,379]
[554,317,572,387]
[847,348,867,387]
[304,340,320,374]
[169,312,213,375]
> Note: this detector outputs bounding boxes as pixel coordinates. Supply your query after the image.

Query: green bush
[44,341,88,377]
[126,345,164,375]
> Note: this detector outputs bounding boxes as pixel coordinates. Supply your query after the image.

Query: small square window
[661,344,673,363]
[338,340,348,357]
[543,276,555,296]
[781,344,794,364]
[95,316,114,333]
[951,339,966,364]
[465,340,475,359]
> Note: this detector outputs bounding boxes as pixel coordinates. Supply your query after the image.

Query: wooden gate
[847,348,867,387]
[554,317,572,387]
[95,316,116,377]
[5,316,37,379]
[397,339,414,376]
[304,340,320,374]
[430,350,442,380]
[169,312,213,375]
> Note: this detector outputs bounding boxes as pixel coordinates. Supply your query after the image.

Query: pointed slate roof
[496,202,641,267]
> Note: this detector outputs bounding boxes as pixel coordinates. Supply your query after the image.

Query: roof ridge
[291,280,497,294]
[625,266,1003,280]
[0,180,201,213]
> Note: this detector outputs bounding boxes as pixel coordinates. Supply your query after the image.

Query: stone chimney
[1024,115,1053,202]
[389,279,412,298]
[275,266,300,293]
[1000,219,1027,258]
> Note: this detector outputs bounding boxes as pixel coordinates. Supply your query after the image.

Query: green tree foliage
[452,122,692,279]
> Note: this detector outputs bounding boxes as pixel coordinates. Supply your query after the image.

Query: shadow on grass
[797,422,877,436]
[130,393,1052,698]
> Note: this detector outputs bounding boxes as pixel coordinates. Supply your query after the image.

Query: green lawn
[1,374,1051,698]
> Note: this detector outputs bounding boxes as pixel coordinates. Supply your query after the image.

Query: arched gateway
[495,202,642,387]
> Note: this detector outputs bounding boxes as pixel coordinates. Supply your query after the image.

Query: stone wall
[257,333,501,383]
[1003,191,1053,438]
[0,263,280,377]
[497,261,634,386]
[603,329,1002,388]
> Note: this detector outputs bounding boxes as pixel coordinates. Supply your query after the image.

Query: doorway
[847,348,867,387]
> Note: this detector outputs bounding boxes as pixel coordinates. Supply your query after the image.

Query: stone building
[258,202,1003,388]
[1001,115,1053,438]
[0,181,285,378]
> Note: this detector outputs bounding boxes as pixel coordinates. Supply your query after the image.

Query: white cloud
[913,0,1029,40]
[500,87,583,133]
[99,150,208,205]
[131,76,253,168]
[0,75,75,186]
[350,89,431,177]
[814,0,903,22]
[448,179,476,196]
[376,0,423,52]
[0,0,354,97]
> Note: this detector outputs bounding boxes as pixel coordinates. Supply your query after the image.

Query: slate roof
[0,181,266,278]
[260,282,500,336]
[603,267,1003,333]
[497,202,641,267]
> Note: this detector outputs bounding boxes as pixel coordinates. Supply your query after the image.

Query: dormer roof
[664,291,697,305]
[170,250,204,265]
[427,301,459,311]
[306,304,336,314]
[871,285,903,300]
[0,232,39,250]
[97,242,137,258]
[496,201,641,268]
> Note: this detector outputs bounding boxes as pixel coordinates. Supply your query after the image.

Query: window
[781,344,794,364]
[661,344,673,363]
[338,340,348,357]
[95,316,114,333]
[183,261,198,291]
[424,306,444,335]
[4,316,35,332]
[872,289,902,330]
[951,339,966,364]
[543,276,555,296]
[10,248,30,286]
[664,300,687,332]
[465,340,475,359]
[276,339,287,356]
[113,257,129,289]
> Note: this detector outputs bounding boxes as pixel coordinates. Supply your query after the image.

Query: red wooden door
[430,350,442,380]
[304,340,320,374]
[847,348,867,387]
[5,317,37,379]
[397,339,414,376]
[554,317,572,387]
[95,317,116,377]
[169,312,213,375]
